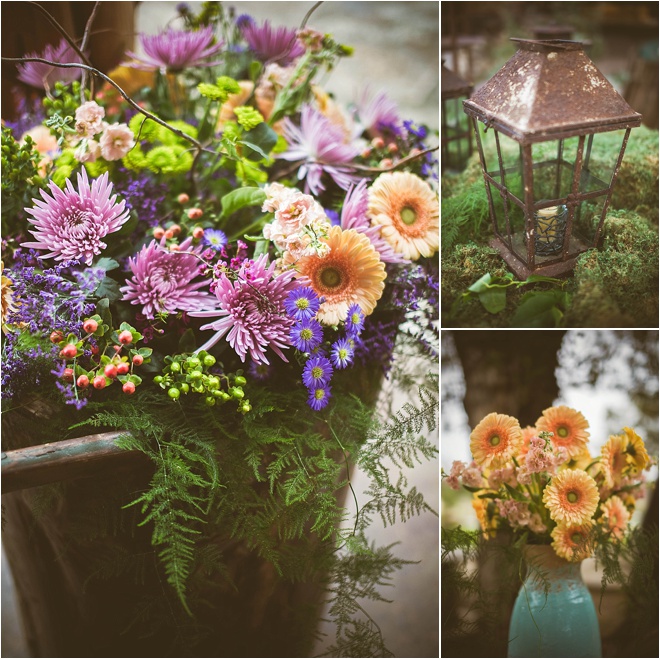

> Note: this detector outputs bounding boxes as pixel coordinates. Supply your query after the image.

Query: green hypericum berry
[187,357,202,370]
[179,382,190,394]
[189,370,202,381]
[203,354,216,367]
[234,376,247,386]
[231,387,244,399]
[168,388,180,400]
[170,362,181,373]
[205,396,216,406]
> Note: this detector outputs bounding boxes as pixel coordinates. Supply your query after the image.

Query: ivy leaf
[95,276,122,302]
[468,273,514,314]
[511,290,569,328]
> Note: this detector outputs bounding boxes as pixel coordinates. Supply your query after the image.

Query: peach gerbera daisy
[600,495,630,541]
[296,226,386,326]
[551,521,594,562]
[601,433,630,489]
[469,412,523,469]
[535,406,590,458]
[367,171,438,261]
[519,425,537,456]
[543,469,599,525]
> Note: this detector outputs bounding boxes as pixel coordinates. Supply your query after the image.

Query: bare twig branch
[300,2,324,30]
[79,1,102,101]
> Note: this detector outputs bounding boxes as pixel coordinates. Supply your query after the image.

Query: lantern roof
[441,61,473,99]
[463,39,641,142]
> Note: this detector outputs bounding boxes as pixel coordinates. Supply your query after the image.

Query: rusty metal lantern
[442,61,474,172]
[463,39,642,278]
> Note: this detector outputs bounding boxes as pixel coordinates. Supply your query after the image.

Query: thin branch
[26,1,94,69]
[350,146,439,172]
[79,1,102,101]
[2,57,205,153]
[300,2,324,29]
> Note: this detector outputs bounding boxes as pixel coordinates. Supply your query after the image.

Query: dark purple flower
[302,354,333,389]
[277,104,361,195]
[113,167,168,228]
[241,19,305,65]
[189,254,297,364]
[345,303,365,338]
[17,39,83,90]
[284,286,320,321]
[290,318,324,353]
[248,359,272,381]
[121,237,213,319]
[22,169,130,266]
[125,27,223,71]
[307,383,331,411]
[235,14,255,30]
[330,337,353,369]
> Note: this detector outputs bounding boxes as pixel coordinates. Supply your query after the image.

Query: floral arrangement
[1,2,438,656]
[443,406,653,561]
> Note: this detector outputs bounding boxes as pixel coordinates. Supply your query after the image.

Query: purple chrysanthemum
[345,303,365,338]
[341,178,408,264]
[125,27,223,71]
[330,337,354,369]
[189,254,297,364]
[121,237,212,319]
[241,19,305,65]
[284,286,321,321]
[290,318,324,353]
[202,229,228,251]
[22,169,130,266]
[307,384,331,411]
[278,104,361,195]
[355,87,405,137]
[17,39,83,89]
[302,354,333,389]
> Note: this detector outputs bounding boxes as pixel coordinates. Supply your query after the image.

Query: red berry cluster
[52,316,152,400]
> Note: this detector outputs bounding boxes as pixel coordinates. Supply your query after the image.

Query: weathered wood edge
[1,431,147,493]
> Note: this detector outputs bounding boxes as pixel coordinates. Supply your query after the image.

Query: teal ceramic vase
[508,545,601,658]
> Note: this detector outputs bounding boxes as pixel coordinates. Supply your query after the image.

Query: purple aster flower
[248,360,272,381]
[302,354,333,389]
[17,39,83,90]
[341,178,408,264]
[22,169,130,266]
[189,254,297,364]
[235,14,255,31]
[202,229,228,251]
[284,286,321,321]
[120,237,213,319]
[241,19,305,65]
[308,383,331,411]
[345,303,365,338]
[355,87,405,137]
[290,318,324,353]
[124,27,223,72]
[330,337,354,370]
[277,104,362,195]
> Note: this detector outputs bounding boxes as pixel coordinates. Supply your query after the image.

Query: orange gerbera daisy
[469,412,523,469]
[472,493,499,539]
[543,469,599,525]
[519,425,537,456]
[621,427,650,474]
[551,521,594,562]
[600,495,630,541]
[559,447,593,472]
[601,433,630,488]
[367,171,438,261]
[536,406,590,458]
[296,226,386,326]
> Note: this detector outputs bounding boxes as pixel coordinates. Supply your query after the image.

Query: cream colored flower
[543,469,599,525]
[469,412,523,469]
[536,406,590,458]
[551,521,594,562]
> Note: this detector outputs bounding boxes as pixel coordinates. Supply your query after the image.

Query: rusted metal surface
[442,62,473,171]
[1,431,147,493]
[463,39,642,143]
[441,61,473,98]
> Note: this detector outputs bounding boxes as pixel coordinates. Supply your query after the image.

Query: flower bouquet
[1,3,439,657]
[443,406,655,656]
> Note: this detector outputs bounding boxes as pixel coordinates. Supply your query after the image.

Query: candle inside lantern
[533,204,568,256]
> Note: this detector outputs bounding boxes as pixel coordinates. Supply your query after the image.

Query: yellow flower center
[557,426,569,438]
[300,328,313,340]
[490,434,501,447]
[567,491,579,504]
[311,366,323,379]
[320,266,342,289]
[400,205,417,226]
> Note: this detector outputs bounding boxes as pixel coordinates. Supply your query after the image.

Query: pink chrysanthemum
[125,27,223,72]
[17,39,83,89]
[278,104,361,195]
[355,87,405,137]
[189,254,298,364]
[22,169,130,265]
[120,238,212,319]
[340,179,408,264]
[241,19,305,65]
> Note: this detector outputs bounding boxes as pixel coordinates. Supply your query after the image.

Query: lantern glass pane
[479,127,524,200]
[573,195,607,246]
[531,137,581,204]
[579,129,626,194]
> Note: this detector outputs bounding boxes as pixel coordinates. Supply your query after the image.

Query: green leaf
[504,482,529,502]
[511,290,569,328]
[95,276,122,302]
[241,122,278,161]
[96,297,113,328]
[95,257,120,272]
[220,186,267,218]
[478,287,507,314]
[178,328,197,353]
